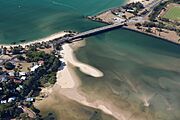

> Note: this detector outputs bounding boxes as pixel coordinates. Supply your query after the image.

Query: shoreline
[88,0,180,46]
[33,0,177,119]
[122,26,180,45]
[88,16,180,45]
[8,0,178,119]
[128,0,151,6]
[1,0,179,119]
[57,42,135,120]
[34,41,127,120]
[0,31,68,48]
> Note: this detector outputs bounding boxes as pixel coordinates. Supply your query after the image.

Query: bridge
[53,23,124,45]
[52,0,163,46]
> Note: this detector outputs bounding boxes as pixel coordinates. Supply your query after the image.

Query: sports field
[163,6,180,21]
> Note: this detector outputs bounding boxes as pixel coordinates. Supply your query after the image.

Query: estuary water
[1,0,180,120]
[0,0,124,44]
[76,29,180,120]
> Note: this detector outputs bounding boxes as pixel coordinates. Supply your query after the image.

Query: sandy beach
[33,1,157,119]
[128,0,146,3]
[56,41,103,88]
[0,31,67,48]
[128,0,151,6]
[61,44,104,78]
[0,25,124,119]
[58,42,131,120]
[35,41,128,120]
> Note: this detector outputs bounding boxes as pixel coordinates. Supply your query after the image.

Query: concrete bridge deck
[53,0,165,46]
[54,23,124,45]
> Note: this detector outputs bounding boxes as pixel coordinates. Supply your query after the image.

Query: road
[54,0,163,45]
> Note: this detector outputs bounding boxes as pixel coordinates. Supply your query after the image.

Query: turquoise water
[1,0,180,120]
[0,0,125,119]
[76,29,180,120]
[0,0,124,44]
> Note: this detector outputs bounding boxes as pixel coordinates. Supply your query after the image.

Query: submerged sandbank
[54,42,127,120]
[35,41,126,120]
[62,44,104,78]
[56,41,103,89]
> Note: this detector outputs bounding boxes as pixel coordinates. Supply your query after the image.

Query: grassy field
[163,6,180,21]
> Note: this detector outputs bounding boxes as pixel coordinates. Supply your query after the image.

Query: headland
[88,0,180,45]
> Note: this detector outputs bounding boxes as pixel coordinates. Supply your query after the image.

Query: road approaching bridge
[54,23,124,45]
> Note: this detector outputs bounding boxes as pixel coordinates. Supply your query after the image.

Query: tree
[143,21,156,27]
[16,55,25,61]
[135,23,141,27]
[26,51,46,62]
[19,113,29,119]
[0,67,3,75]
[12,46,23,54]
[157,22,165,28]
[89,110,103,120]
[4,62,15,70]
[146,28,152,33]
[122,15,127,19]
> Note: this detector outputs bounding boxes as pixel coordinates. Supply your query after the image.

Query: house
[20,76,26,81]
[8,97,16,103]
[8,76,15,80]
[14,79,22,84]
[0,60,4,65]
[0,75,8,82]
[9,72,15,77]
[0,48,2,55]
[38,60,44,66]
[16,85,23,91]
[30,65,40,72]
[16,87,21,91]
[12,58,20,62]
[19,72,26,76]
[126,8,136,13]
[20,50,26,54]
[113,17,126,23]
[2,48,7,55]
[1,100,7,104]
[25,98,34,102]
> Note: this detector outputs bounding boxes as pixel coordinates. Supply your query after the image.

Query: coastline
[3,0,178,119]
[128,0,143,3]
[128,0,150,6]
[122,26,180,45]
[34,41,128,120]
[89,0,180,46]
[33,0,167,119]
[0,0,179,119]
[58,42,114,115]
[0,31,67,48]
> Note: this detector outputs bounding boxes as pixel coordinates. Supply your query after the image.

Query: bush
[143,21,156,27]
[39,72,57,86]
[26,51,47,62]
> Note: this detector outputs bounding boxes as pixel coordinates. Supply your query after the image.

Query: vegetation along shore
[0,31,74,119]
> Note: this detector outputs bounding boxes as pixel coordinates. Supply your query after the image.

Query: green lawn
[163,6,180,21]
